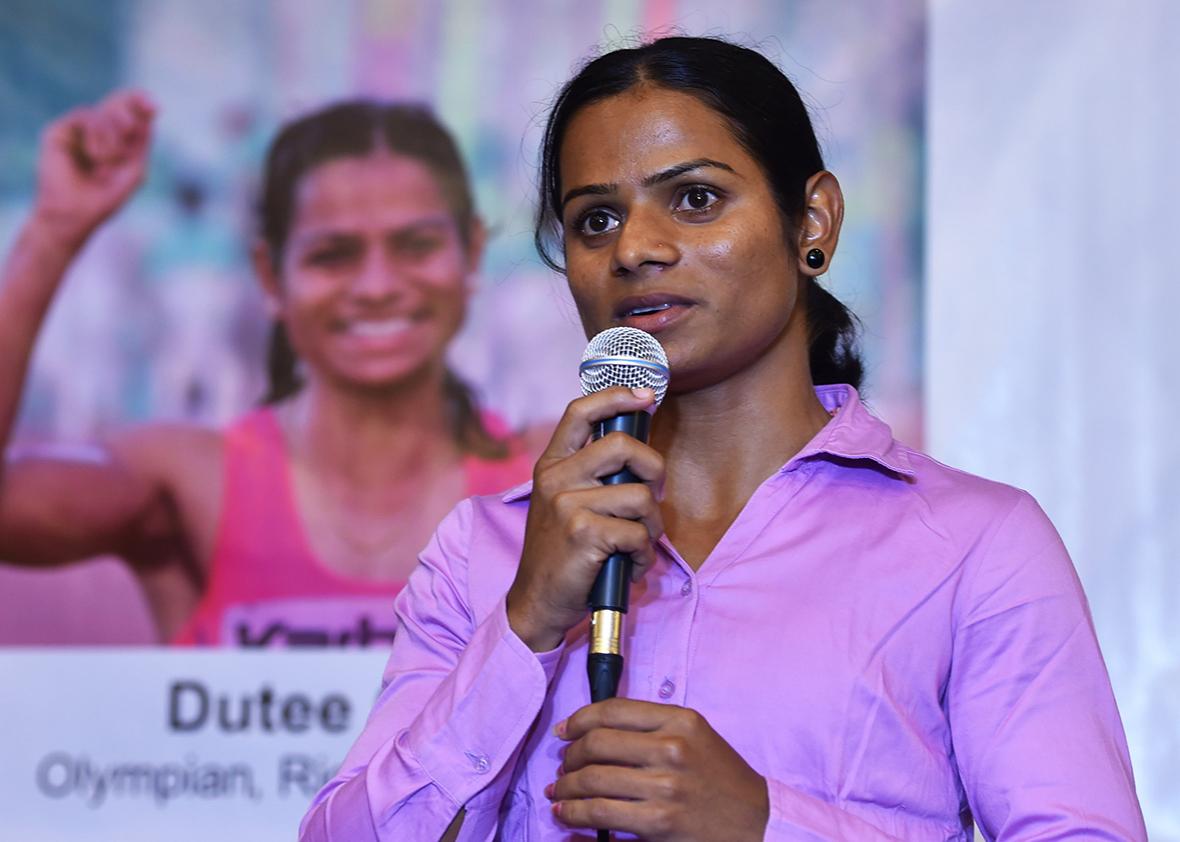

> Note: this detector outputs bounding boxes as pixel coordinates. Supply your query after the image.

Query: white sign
[0,651,389,842]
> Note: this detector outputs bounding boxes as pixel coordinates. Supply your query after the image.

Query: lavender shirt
[301,385,1145,841]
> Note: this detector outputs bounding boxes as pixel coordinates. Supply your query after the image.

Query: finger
[537,433,664,491]
[550,763,668,803]
[565,511,659,573]
[533,436,664,523]
[534,427,664,499]
[552,796,668,836]
[540,387,656,462]
[560,698,683,741]
[579,429,665,485]
[108,90,156,138]
[79,109,116,163]
[90,107,138,163]
[125,90,157,119]
[555,483,663,541]
[107,101,139,140]
[42,108,85,147]
[560,727,667,773]
[107,89,156,119]
[42,110,91,167]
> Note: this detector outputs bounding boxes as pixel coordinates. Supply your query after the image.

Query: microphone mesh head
[579,327,670,405]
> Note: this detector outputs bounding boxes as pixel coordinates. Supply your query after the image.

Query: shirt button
[465,751,490,773]
[680,580,692,597]
[658,679,675,699]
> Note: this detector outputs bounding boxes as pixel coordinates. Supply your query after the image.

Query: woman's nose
[351,252,405,301]
[610,207,679,277]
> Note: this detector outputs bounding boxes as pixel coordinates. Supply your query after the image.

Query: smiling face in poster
[268,152,481,394]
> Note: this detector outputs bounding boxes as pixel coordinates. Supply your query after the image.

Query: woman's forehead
[559,87,750,187]
[291,153,452,229]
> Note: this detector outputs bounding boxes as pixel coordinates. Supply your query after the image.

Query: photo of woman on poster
[0,92,542,645]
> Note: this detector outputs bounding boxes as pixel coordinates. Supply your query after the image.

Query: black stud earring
[805,248,826,270]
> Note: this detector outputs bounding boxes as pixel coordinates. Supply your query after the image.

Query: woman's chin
[316,358,440,396]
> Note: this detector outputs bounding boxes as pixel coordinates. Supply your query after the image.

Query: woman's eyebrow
[292,215,454,244]
[560,158,738,213]
[560,182,616,214]
[642,158,736,186]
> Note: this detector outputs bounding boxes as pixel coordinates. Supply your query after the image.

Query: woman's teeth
[348,317,412,337]
[628,303,673,316]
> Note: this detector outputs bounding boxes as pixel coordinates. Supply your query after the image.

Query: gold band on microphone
[590,609,624,656]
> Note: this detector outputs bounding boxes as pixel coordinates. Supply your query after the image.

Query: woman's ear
[795,171,845,277]
[251,239,283,318]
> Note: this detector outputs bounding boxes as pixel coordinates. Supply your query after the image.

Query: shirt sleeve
[298,499,564,842]
[946,491,1147,840]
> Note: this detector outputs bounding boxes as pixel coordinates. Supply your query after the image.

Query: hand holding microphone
[578,328,669,702]
[505,328,669,656]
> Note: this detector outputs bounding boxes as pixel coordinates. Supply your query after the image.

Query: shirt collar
[502,383,912,503]
[785,384,915,478]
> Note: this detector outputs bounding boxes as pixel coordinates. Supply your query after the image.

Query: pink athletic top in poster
[173,409,534,647]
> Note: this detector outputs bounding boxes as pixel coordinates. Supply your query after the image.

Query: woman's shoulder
[105,418,225,470]
[900,445,1024,502]
[104,420,228,521]
[893,443,1060,556]
[110,407,280,461]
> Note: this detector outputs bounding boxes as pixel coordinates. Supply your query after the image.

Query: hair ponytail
[262,322,303,405]
[442,371,508,459]
[806,280,864,391]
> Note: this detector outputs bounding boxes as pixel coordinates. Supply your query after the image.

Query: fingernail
[631,387,653,399]
[551,801,562,817]
[553,718,568,738]
[544,782,555,799]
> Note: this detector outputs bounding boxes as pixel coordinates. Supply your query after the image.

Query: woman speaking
[301,36,1145,840]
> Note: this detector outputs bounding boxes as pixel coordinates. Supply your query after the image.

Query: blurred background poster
[0,0,923,641]
[0,1,1174,840]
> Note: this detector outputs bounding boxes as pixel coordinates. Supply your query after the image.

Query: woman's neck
[278,366,463,492]
[273,366,470,581]
[650,327,832,565]
[657,372,826,492]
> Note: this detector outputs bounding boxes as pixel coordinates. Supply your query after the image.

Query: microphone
[578,327,670,706]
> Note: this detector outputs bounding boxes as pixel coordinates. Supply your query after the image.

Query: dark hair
[257,100,505,456]
[535,36,864,390]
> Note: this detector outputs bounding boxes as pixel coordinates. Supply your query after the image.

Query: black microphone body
[586,410,651,705]
[588,410,651,612]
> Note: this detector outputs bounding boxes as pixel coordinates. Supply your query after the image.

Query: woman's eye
[307,247,354,266]
[396,235,443,258]
[674,186,720,213]
[576,209,620,236]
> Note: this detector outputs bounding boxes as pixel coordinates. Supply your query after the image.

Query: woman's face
[273,151,477,392]
[559,86,804,394]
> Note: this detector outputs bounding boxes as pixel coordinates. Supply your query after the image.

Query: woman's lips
[618,299,689,330]
[614,299,694,333]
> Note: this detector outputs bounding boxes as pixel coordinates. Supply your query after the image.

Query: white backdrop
[927,1,1179,837]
